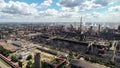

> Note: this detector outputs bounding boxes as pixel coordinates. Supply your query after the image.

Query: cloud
[93,0,114,6]
[57,0,116,12]
[108,6,120,12]
[0,0,5,9]
[0,0,4,3]
[58,0,85,7]
[106,6,120,22]
[61,7,73,12]
[0,0,119,22]
[83,12,102,22]
[38,0,52,8]
[0,1,38,15]
[40,9,58,17]
[82,1,101,10]
[39,8,72,18]
[83,9,120,23]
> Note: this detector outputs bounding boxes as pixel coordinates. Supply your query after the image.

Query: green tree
[26,55,32,60]
[26,64,31,68]
[26,61,32,68]
[84,56,90,61]
[42,62,52,68]
[18,61,22,67]
[0,46,10,57]
[11,55,18,62]
[67,52,74,61]
[31,63,34,68]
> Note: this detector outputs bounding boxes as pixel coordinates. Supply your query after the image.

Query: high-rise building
[34,53,41,68]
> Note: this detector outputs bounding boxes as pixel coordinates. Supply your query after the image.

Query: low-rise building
[15,52,31,59]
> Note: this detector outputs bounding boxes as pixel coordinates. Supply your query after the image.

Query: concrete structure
[15,52,30,59]
[70,59,107,68]
[34,53,41,68]
[36,46,68,58]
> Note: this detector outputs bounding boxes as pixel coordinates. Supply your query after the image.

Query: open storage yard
[0,41,18,52]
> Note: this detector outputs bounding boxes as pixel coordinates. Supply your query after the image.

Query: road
[0,58,11,68]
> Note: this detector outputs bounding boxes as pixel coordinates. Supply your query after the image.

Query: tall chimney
[80,17,82,32]
[98,24,101,32]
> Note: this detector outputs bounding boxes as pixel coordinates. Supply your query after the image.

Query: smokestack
[98,24,101,32]
[80,17,82,32]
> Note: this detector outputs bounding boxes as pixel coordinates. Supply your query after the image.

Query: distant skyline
[0,0,120,23]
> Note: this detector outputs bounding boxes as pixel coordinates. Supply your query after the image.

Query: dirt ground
[0,41,18,52]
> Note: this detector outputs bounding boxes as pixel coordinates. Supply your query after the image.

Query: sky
[0,0,120,23]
